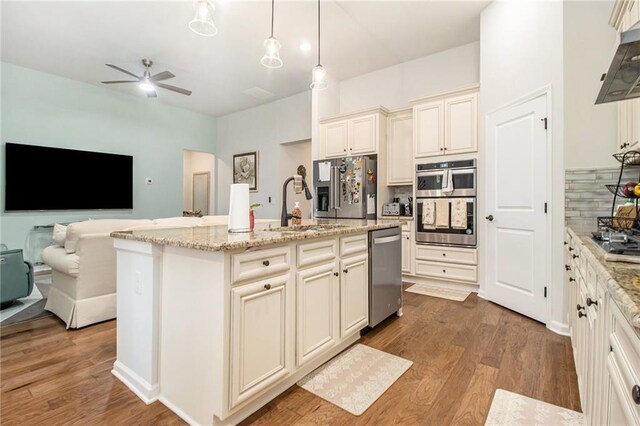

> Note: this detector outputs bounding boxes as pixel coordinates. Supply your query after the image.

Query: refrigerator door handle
[329,166,336,210]
[333,166,341,210]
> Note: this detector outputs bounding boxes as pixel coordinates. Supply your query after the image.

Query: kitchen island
[110,219,405,425]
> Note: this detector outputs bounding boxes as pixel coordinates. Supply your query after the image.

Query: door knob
[485,215,494,221]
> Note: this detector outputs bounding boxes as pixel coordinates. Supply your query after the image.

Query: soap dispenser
[292,202,302,225]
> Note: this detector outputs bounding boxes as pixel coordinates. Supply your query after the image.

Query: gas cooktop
[591,231,640,257]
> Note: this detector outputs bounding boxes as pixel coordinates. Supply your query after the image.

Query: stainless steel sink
[267,224,349,233]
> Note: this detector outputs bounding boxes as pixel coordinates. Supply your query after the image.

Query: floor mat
[485,389,584,425]
[404,283,471,301]
[297,344,412,416]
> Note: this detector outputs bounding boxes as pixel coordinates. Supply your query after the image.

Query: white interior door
[485,94,548,323]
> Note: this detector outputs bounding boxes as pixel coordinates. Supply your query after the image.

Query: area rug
[404,283,471,302]
[297,344,412,416]
[0,279,54,327]
[485,389,584,425]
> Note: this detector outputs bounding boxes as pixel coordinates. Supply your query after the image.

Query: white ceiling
[1,1,489,117]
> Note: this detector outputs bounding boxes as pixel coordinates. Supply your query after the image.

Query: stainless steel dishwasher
[369,227,402,327]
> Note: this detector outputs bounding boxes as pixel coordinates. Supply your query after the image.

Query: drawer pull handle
[572,254,579,259]
[578,311,587,318]
[569,277,575,282]
[343,269,349,274]
[633,385,640,404]
[576,304,584,311]
[586,297,598,307]
[565,264,571,271]
[262,260,270,267]
[264,284,272,290]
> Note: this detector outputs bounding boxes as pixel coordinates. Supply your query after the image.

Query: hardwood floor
[0,291,580,426]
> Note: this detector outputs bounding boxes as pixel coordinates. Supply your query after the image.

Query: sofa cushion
[151,217,204,228]
[43,245,80,277]
[200,215,229,226]
[53,224,67,247]
[65,219,153,253]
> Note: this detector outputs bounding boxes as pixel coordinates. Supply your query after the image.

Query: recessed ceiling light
[300,41,312,53]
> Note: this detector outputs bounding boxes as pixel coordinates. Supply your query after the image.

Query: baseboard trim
[547,320,570,336]
[112,361,159,404]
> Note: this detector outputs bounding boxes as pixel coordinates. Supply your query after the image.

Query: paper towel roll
[228,184,251,233]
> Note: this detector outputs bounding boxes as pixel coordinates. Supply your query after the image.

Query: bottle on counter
[292,202,302,225]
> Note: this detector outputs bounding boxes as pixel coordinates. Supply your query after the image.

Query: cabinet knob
[632,385,640,404]
[578,311,587,318]
[572,254,579,259]
[442,253,446,257]
[334,272,339,277]
[343,269,349,274]
[262,260,270,266]
[569,277,576,282]
[576,304,584,311]
[569,247,574,252]
[565,264,571,271]
[586,297,598,307]
[564,241,568,246]
[264,284,271,290]
[621,142,630,149]
[442,269,446,273]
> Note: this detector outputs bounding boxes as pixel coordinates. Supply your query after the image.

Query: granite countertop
[567,226,640,329]
[111,219,406,252]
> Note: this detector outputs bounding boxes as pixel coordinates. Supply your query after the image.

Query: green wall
[0,62,217,255]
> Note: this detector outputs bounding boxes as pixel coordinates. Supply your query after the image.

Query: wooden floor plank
[1,293,579,425]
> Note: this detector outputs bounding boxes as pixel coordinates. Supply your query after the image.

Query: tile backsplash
[565,167,638,227]
[387,185,413,203]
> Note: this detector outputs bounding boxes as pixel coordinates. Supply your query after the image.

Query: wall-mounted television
[5,143,133,211]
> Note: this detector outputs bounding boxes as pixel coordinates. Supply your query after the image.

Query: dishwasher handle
[373,234,401,245]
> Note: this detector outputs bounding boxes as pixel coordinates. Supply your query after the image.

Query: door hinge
[544,202,548,213]
[541,117,548,129]
[544,286,547,298]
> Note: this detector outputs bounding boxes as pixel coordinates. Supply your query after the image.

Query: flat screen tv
[5,143,133,211]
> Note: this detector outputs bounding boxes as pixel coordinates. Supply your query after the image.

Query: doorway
[279,140,312,219]
[484,93,549,323]
[183,150,215,216]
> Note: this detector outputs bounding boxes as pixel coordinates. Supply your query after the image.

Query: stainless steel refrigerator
[312,156,377,220]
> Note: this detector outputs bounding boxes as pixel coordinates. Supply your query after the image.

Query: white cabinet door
[348,114,378,155]
[401,231,411,274]
[322,120,348,158]
[387,111,413,185]
[340,253,369,337]
[296,261,338,367]
[618,101,631,153]
[445,93,478,155]
[414,101,444,158]
[230,274,292,408]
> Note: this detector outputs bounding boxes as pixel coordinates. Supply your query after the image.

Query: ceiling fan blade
[147,90,158,98]
[105,64,141,79]
[101,80,139,84]
[156,83,192,96]
[150,71,175,82]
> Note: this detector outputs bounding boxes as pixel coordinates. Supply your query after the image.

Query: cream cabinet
[401,231,412,273]
[411,86,479,159]
[413,245,478,284]
[229,273,292,408]
[340,252,369,338]
[296,260,338,367]
[319,108,388,159]
[387,108,413,185]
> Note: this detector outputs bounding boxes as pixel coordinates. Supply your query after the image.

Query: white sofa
[42,215,249,328]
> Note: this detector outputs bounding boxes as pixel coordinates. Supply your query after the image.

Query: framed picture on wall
[233,151,258,191]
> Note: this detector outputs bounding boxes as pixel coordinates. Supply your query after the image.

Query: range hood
[596,22,640,104]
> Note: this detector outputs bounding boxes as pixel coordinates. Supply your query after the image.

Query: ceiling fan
[101,59,192,97]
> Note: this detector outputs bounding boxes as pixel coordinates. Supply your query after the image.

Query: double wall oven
[415,159,477,247]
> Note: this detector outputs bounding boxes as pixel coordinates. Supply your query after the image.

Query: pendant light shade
[261,0,283,68]
[310,0,327,90]
[189,0,218,37]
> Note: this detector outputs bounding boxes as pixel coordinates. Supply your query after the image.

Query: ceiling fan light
[261,37,283,69]
[310,65,327,90]
[139,79,155,92]
[189,0,218,37]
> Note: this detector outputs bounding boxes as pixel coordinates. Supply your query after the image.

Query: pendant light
[261,0,283,68]
[189,0,218,37]
[310,0,327,90]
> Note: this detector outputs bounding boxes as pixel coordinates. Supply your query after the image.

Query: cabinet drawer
[415,245,477,265]
[415,260,477,283]
[231,246,291,284]
[340,233,368,256]
[297,238,338,268]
